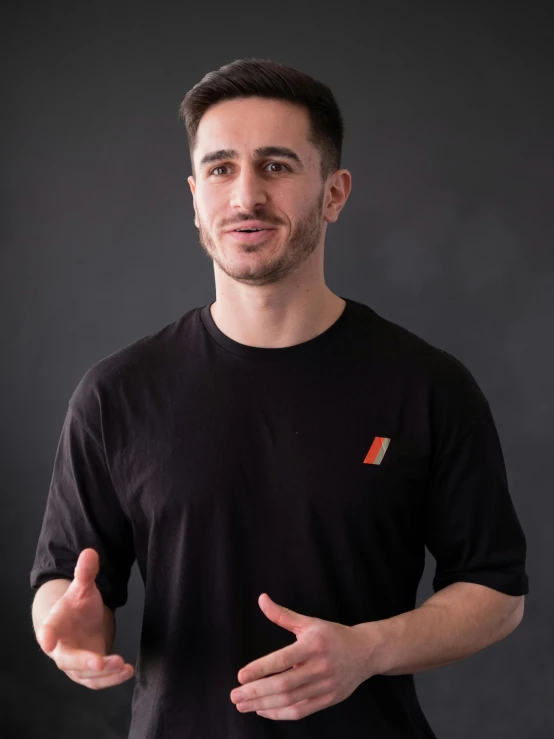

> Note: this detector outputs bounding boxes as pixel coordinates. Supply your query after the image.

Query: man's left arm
[229,584,525,719]
[357,581,524,677]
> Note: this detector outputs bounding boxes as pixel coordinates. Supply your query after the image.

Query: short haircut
[179,58,344,181]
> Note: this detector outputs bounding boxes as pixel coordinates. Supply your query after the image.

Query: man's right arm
[31,549,134,689]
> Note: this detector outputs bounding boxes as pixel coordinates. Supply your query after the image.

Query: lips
[225,221,277,233]
[233,229,269,233]
[227,228,277,243]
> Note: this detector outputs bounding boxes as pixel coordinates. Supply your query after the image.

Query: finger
[239,675,330,713]
[82,653,125,672]
[232,664,313,703]
[68,660,134,680]
[54,647,119,673]
[72,654,127,675]
[257,692,330,721]
[67,665,135,690]
[239,643,307,684]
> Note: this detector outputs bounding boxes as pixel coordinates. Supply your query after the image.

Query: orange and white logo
[363,436,391,465]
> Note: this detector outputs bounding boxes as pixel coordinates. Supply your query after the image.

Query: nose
[229,167,268,212]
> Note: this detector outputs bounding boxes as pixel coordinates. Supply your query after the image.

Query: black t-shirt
[30,297,528,739]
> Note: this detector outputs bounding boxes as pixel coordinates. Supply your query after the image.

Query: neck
[210,278,346,349]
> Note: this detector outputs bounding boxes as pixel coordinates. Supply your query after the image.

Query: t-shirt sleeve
[30,398,135,611]
[423,359,528,597]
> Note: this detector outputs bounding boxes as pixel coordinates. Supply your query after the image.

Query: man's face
[188,97,329,287]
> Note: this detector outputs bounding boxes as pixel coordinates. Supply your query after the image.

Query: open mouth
[228,228,276,242]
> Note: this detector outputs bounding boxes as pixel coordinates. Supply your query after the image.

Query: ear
[187,176,199,229]
[323,169,352,224]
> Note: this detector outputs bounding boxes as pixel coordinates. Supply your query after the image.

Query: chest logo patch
[363,436,391,465]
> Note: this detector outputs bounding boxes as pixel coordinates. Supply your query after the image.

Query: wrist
[353,614,406,678]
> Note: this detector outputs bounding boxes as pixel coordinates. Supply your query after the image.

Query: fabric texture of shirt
[30,297,528,739]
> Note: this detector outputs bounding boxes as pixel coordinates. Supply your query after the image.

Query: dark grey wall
[3,2,553,737]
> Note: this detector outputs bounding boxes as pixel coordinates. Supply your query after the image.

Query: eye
[209,165,230,176]
[264,161,290,173]
[208,161,291,177]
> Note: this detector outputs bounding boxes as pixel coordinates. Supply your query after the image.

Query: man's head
[179,58,351,287]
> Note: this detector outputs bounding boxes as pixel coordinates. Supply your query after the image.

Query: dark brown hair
[179,58,344,181]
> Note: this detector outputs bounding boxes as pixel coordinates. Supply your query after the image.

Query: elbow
[512,595,525,630]
[503,595,525,638]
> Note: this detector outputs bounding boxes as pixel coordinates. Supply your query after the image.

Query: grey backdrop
[3,2,553,737]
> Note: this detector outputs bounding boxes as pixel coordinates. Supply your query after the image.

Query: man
[31,58,528,738]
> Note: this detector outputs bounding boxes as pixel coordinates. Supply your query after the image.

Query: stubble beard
[196,187,325,287]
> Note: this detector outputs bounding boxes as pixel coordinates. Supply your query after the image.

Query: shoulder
[349,299,482,379]
[347,298,490,426]
[380,312,485,402]
[68,308,199,420]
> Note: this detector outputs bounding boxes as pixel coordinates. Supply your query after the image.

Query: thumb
[258,593,312,634]
[71,548,100,594]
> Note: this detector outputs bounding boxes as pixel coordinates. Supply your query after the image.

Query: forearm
[357,582,524,678]
[32,579,116,653]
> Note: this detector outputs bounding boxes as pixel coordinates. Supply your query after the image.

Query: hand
[230,593,372,721]
[36,548,134,689]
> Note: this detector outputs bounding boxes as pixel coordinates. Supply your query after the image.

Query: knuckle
[312,632,327,653]
[313,658,331,678]
[322,677,335,694]
[288,686,304,704]
[291,705,302,720]
[275,676,289,693]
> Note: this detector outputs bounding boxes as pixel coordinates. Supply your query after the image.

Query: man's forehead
[194,98,314,162]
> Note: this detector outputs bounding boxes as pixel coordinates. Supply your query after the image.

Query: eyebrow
[198,146,304,170]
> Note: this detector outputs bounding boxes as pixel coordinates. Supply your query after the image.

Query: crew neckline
[199,296,354,360]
